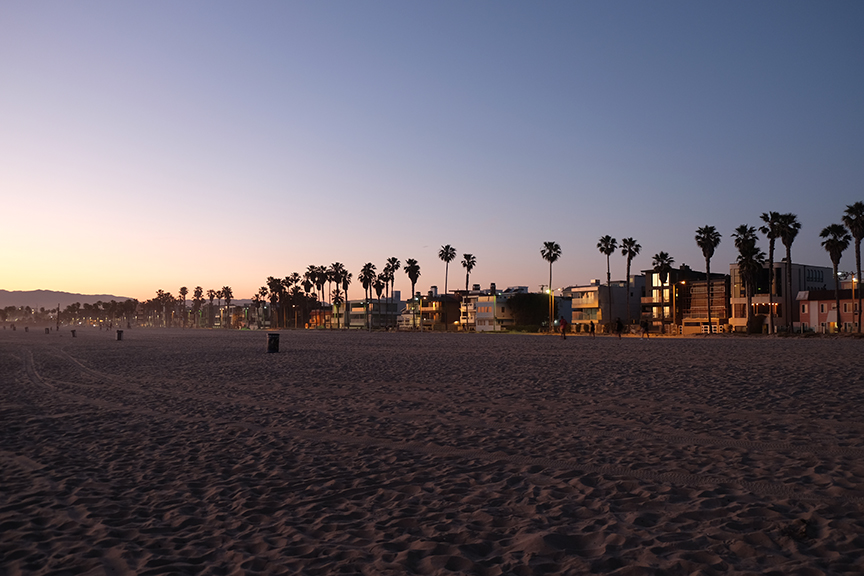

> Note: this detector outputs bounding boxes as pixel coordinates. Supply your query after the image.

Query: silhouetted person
[589,321,595,338]
[616,318,623,338]
[559,316,568,340]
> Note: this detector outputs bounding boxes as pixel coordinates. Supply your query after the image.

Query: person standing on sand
[616,318,623,338]
[589,320,595,338]
[640,319,649,339]
[559,316,568,340]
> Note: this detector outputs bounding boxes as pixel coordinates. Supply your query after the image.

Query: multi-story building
[641,265,728,335]
[562,276,645,331]
[796,279,860,333]
[474,285,528,332]
[333,291,403,329]
[729,262,834,333]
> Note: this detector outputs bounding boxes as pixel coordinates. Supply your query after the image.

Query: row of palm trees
[536,202,863,334]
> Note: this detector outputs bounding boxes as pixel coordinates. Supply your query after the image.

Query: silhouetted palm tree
[461,254,476,291]
[386,257,400,327]
[732,225,765,333]
[341,271,353,329]
[597,236,617,328]
[438,245,456,294]
[266,277,283,328]
[620,237,641,326]
[374,275,386,328]
[360,263,376,330]
[759,212,783,334]
[206,289,216,328]
[777,213,801,331]
[651,252,674,334]
[192,286,204,328]
[695,226,721,333]
[842,202,864,332]
[178,286,188,328]
[821,223,852,333]
[541,241,562,331]
[380,264,395,327]
[221,286,233,328]
[404,258,421,329]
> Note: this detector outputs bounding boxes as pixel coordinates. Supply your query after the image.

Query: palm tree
[192,286,204,328]
[256,286,268,329]
[329,263,347,329]
[341,271,353,329]
[820,224,852,333]
[620,238,641,326]
[374,275,386,328]
[597,236,617,329]
[404,258,421,329]
[777,213,801,331]
[461,254,476,291]
[732,225,765,333]
[694,226,721,333]
[178,286,188,328]
[360,263,376,330]
[206,289,216,328]
[651,252,674,334]
[266,277,283,328]
[541,241,562,331]
[380,265,394,327]
[221,286,233,328]
[842,202,864,333]
[759,212,783,334]
[438,245,456,294]
[386,257,401,327]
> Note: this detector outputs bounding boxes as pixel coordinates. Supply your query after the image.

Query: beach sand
[2,328,864,575]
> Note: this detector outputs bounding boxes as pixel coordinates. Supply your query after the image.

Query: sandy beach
[2,328,864,575]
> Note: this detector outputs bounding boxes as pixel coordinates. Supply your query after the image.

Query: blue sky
[2,1,862,300]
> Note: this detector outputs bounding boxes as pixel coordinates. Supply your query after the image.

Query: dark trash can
[24,326,28,333]
[267,333,279,353]
[71,330,76,338]
[116,330,123,341]
[45,328,50,334]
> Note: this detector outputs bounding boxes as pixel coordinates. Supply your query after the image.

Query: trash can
[24,326,28,333]
[45,328,50,334]
[116,330,123,341]
[71,330,76,338]
[267,333,279,353]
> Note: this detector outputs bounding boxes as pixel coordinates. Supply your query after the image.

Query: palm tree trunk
[856,240,862,333]
[625,260,631,325]
[785,246,794,332]
[767,240,775,335]
[833,261,841,333]
[705,258,712,333]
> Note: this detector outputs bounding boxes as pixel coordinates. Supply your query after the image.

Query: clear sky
[2,1,862,301]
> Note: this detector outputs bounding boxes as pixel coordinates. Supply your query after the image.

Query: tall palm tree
[620,238,641,326]
[206,289,216,328]
[732,225,765,333]
[438,245,456,294]
[341,271,353,329]
[329,263,347,329]
[386,257,401,327]
[221,286,233,328]
[541,241,562,331]
[597,236,617,328]
[404,258,421,329]
[777,213,801,331]
[374,275,386,329]
[651,252,674,334]
[256,286,268,329]
[178,286,188,328]
[461,254,476,291]
[759,212,783,334]
[360,263,376,330]
[192,286,204,328]
[694,226,721,333]
[842,202,864,333]
[820,224,852,333]
[380,265,394,327]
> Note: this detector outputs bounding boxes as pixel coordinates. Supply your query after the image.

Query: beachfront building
[796,278,860,333]
[729,262,834,333]
[474,285,528,332]
[419,287,461,331]
[334,291,403,329]
[641,265,729,335]
[562,276,644,332]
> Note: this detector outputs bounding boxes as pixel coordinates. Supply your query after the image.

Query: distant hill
[0,290,134,310]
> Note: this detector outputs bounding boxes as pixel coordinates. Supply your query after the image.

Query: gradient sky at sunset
[2,1,863,301]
